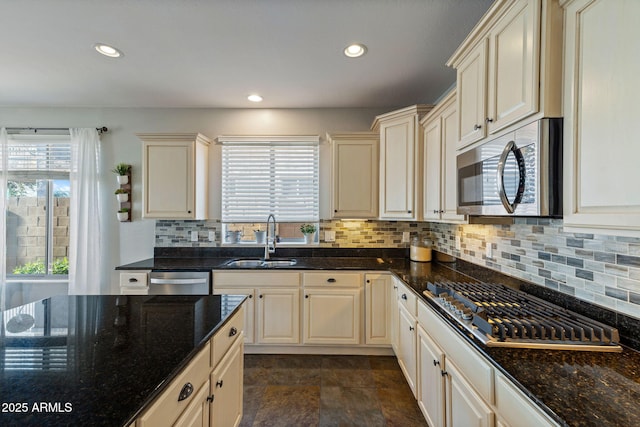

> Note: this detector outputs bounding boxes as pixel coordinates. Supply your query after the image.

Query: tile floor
[241,354,428,427]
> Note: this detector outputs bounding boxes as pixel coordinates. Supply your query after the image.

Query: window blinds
[221,139,319,223]
[3,135,71,179]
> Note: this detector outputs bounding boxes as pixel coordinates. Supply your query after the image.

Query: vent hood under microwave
[456,118,562,218]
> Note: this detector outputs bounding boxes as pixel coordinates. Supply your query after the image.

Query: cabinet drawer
[119,272,148,288]
[397,282,417,316]
[137,344,210,427]
[212,305,244,367]
[418,299,494,403]
[495,372,558,427]
[213,271,299,287]
[302,272,361,287]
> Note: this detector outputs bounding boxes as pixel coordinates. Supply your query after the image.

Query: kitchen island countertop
[0,294,244,426]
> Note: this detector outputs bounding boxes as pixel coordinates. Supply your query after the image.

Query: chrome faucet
[265,214,277,259]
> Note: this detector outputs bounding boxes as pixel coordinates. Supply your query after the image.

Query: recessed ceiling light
[344,43,367,58]
[94,43,123,58]
[248,94,263,102]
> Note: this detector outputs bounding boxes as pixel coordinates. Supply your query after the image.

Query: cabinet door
[332,136,378,218]
[563,0,640,235]
[457,40,487,149]
[440,101,466,223]
[398,304,417,397]
[390,278,400,353]
[213,289,255,344]
[445,360,494,427]
[174,381,210,427]
[365,273,391,345]
[423,116,442,221]
[143,141,194,219]
[210,338,244,427]
[256,288,300,344]
[379,116,417,219]
[303,288,361,345]
[495,372,558,427]
[417,325,445,427]
[487,0,538,134]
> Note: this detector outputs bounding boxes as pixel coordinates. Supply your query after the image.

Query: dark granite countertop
[114,248,640,427]
[0,294,244,427]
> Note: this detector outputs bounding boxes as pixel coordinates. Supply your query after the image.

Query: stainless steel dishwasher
[148,271,210,295]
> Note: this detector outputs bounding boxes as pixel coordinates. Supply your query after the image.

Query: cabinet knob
[334,209,337,213]
[408,210,412,214]
[485,118,494,123]
[327,278,336,283]
[433,360,440,367]
[187,210,191,214]
[178,382,194,401]
[259,294,263,298]
[305,295,309,298]
[128,277,138,283]
[401,294,407,300]
[249,294,253,298]
[366,279,370,283]
[441,370,448,377]
[229,327,238,337]
[409,326,415,331]
[473,124,482,130]
[216,380,224,388]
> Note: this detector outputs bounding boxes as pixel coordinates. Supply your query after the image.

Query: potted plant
[115,188,129,203]
[117,207,129,222]
[300,224,317,244]
[112,163,130,185]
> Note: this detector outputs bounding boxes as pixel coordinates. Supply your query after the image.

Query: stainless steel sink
[224,258,297,268]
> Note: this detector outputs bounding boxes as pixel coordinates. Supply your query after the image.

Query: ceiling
[0,0,493,109]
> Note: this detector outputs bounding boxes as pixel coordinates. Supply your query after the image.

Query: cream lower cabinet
[417,324,445,427]
[395,280,418,397]
[446,360,494,427]
[214,289,255,344]
[562,0,640,236]
[213,271,301,346]
[364,273,392,345]
[137,306,244,427]
[421,90,466,223]
[302,272,361,345]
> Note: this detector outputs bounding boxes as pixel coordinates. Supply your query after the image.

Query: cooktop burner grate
[424,281,622,352]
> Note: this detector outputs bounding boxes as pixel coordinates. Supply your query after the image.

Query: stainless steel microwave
[456,118,562,217]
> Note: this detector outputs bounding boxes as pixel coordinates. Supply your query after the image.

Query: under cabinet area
[447,0,563,150]
[136,305,244,427]
[138,133,211,220]
[329,132,379,219]
[372,105,432,220]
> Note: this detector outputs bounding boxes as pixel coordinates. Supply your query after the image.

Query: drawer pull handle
[441,370,448,377]
[409,326,414,331]
[229,327,238,337]
[216,380,224,388]
[401,294,407,300]
[327,278,336,283]
[207,395,214,403]
[433,360,440,367]
[178,382,194,401]
[128,277,138,283]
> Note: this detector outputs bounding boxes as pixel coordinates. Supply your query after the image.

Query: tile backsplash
[155,218,640,319]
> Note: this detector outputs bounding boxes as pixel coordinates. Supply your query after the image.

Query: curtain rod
[5,126,108,135]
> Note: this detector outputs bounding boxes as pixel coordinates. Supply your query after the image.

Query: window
[4,134,71,279]
[219,136,319,244]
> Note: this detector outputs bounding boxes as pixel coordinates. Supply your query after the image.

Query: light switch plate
[191,231,198,242]
[486,244,493,259]
[325,230,335,242]
[402,231,410,243]
[455,236,461,250]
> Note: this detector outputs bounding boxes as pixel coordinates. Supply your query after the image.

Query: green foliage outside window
[12,257,69,275]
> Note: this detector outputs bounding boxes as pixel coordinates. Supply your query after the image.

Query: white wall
[1,106,389,293]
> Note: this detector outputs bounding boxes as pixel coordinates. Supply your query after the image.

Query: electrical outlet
[455,236,461,250]
[208,231,216,242]
[486,244,493,259]
[191,231,198,242]
[402,231,410,243]
[324,230,335,242]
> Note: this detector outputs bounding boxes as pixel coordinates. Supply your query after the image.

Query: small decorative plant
[115,188,129,202]
[114,188,127,195]
[118,207,129,213]
[111,163,130,176]
[300,224,316,235]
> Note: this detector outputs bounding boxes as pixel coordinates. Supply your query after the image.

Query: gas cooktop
[424,281,622,352]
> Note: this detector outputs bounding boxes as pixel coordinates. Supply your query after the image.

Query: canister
[410,236,432,262]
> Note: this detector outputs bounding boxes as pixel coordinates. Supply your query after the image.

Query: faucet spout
[265,214,277,260]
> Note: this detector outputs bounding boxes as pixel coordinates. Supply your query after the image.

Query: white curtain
[68,128,102,294]
[0,128,7,310]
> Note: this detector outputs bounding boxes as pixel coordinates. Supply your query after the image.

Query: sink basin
[224,258,297,268]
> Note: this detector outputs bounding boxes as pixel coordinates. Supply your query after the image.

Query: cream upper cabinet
[562,0,640,236]
[329,132,379,219]
[421,91,467,223]
[372,105,432,220]
[138,133,211,220]
[448,0,563,150]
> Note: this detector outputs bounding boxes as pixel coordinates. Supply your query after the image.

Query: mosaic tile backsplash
[155,218,640,319]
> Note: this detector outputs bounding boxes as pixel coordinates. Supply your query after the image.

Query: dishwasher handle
[149,278,209,285]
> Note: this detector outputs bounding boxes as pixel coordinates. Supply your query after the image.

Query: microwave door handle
[497,141,526,214]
